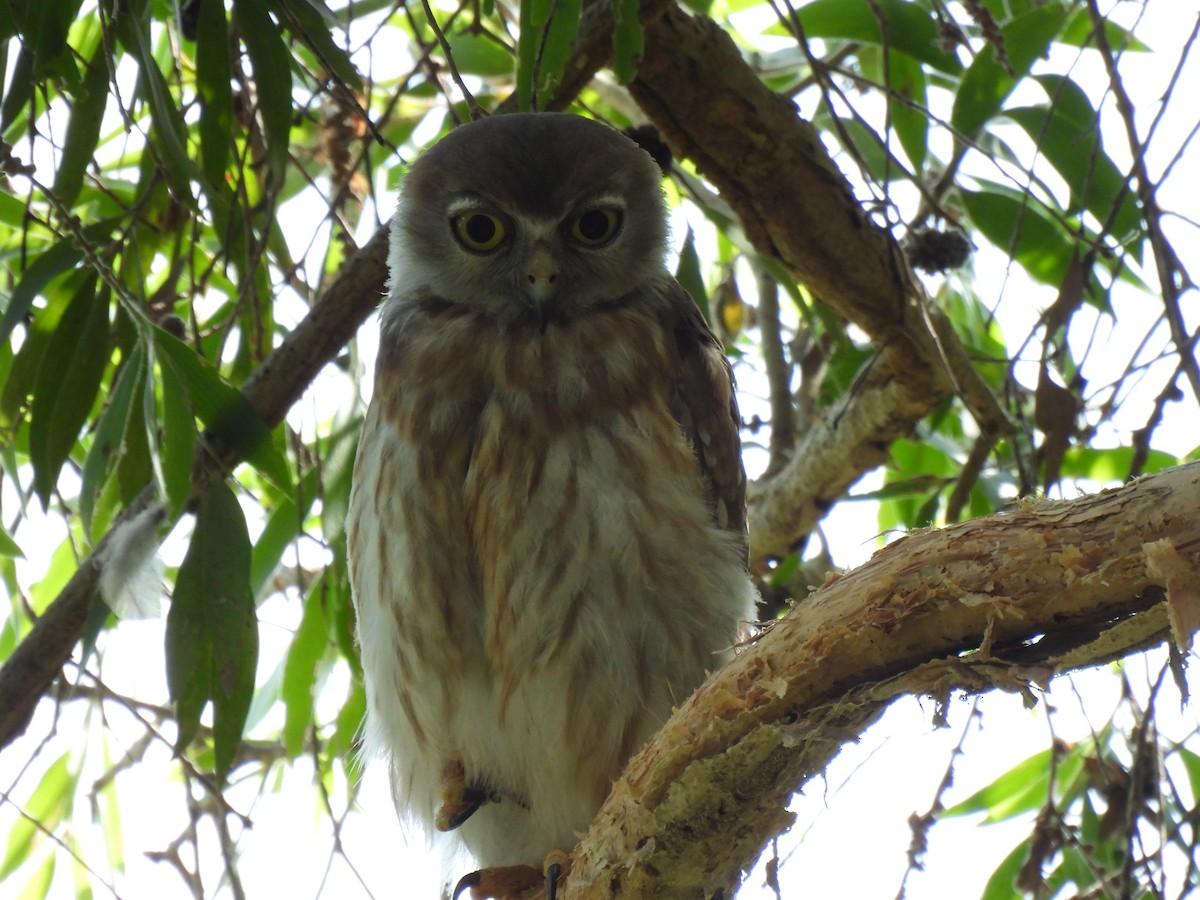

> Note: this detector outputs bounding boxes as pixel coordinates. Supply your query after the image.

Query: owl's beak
[524,243,559,331]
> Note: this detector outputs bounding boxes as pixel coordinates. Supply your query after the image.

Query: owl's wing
[664,281,749,564]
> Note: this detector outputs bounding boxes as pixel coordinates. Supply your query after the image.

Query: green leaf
[235,0,294,181]
[611,0,643,84]
[0,0,84,133]
[516,0,539,109]
[153,328,292,492]
[0,526,23,558]
[0,45,34,132]
[949,738,1091,826]
[1060,7,1149,53]
[250,468,318,596]
[536,0,581,98]
[0,752,73,880]
[674,228,708,320]
[960,188,1075,286]
[50,41,110,208]
[113,4,203,207]
[28,535,78,614]
[333,680,366,780]
[30,277,110,506]
[324,547,359,676]
[942,746,1054,821]
[1059,445,1178,481]
[157,347,199,521]
[885,50,927,171]
[194,0,234,216]
[117,375,153,503]
[1005,75,1142,242]
[878,438,956,531]
[1177,747,1200,806]
[979,839,1028,900]
[770,0,961,74]
[951,5,1070,136]
[0,220,114,348]
[166,480,259,780]
[0,190,27,228]
[446,31,514,77]
[80,342,146,538]
[16,854,56,900]
[1,290,67,431]
[80,593,115,669]
[828,116,906,183]
[314,415,360,539]
[275,0,360,87]
[93,754,125,878]
[281,581,329,756]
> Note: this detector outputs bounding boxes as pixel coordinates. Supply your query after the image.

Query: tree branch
[563,461,1200,898]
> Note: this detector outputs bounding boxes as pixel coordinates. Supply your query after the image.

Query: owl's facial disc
[446,195,628,326]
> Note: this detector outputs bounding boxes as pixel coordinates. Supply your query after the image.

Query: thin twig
[753,260,796,477]
[1086,0,1200,407]
[420,0,484,119]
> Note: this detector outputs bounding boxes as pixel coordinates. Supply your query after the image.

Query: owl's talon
[452,871,481,900]
[544,849,571,900]
[438,785,489,831]
[437,760,490,831]
[451,865,541,899]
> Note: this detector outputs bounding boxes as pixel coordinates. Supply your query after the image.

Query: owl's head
[387,113,670,327]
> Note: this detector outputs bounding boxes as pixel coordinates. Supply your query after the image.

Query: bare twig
[753,261,795,478]
[1086,0,1200,408]
[420,0,484,118]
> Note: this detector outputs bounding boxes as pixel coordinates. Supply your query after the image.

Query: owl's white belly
[350,388,755,869]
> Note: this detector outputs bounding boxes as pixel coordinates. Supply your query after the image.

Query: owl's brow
[575,194,626,212]
[446,195,494,216]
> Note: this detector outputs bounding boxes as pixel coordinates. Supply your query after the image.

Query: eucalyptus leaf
[951,5,1069,136]
[80,342,146,537]
[166,480,259,780]
[154,328,292,492]
[30,277,110,507]
[281,580,329,756]
[50,41,110,208]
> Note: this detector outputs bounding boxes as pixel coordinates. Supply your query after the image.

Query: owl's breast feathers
[372,284,746,546]
[349,282,756,862]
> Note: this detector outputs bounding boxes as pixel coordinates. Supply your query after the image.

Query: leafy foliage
[0,0,1196,897]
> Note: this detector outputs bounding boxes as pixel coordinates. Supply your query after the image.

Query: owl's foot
[544,848,572,900]
[451,865,542,900]
[436,760,490,831]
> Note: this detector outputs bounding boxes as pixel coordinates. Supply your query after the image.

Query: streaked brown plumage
[346,113,757,897]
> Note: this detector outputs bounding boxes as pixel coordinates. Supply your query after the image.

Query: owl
[346,112,758,899]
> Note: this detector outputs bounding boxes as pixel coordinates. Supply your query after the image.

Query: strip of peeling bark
[559,461,1200,899]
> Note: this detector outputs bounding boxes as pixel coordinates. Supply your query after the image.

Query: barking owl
[346,112,757,898]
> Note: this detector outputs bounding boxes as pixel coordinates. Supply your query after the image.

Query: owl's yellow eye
[453,212,507,252]
[569,208,622,246]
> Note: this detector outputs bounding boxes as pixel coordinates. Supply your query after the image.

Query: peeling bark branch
[561,461,1200,899]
